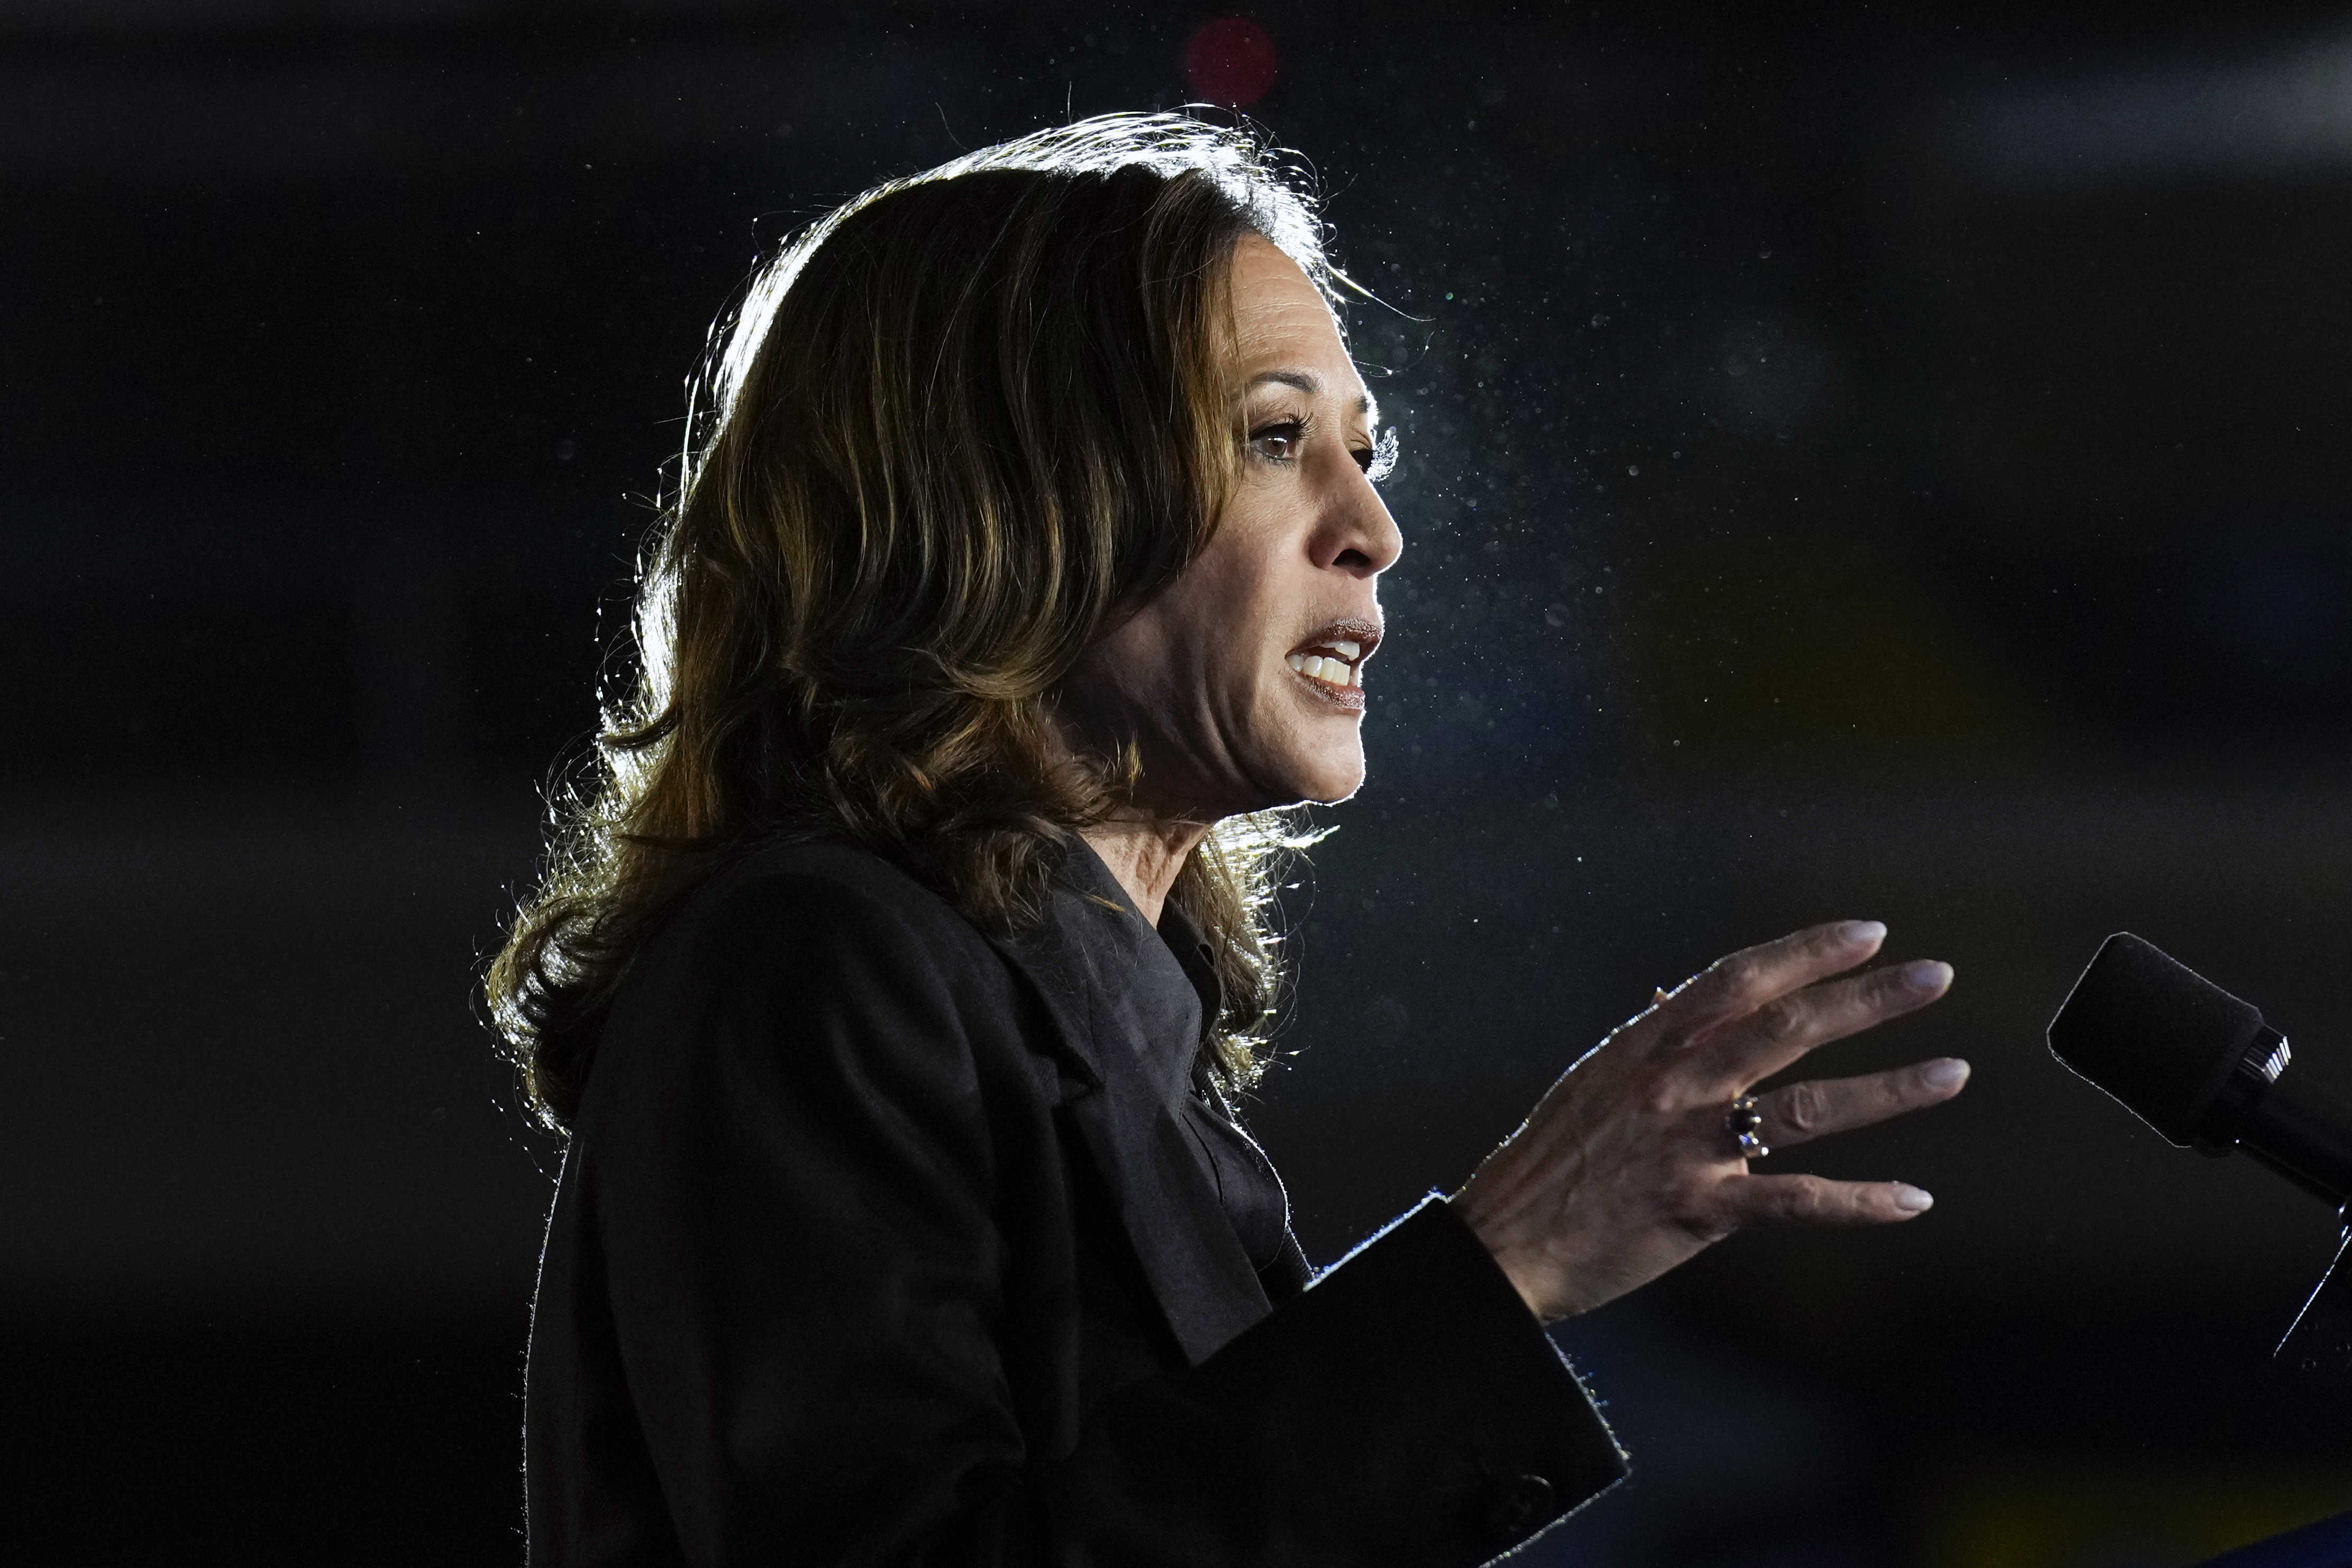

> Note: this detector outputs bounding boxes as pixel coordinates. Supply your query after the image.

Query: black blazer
[526,842,1626,1566]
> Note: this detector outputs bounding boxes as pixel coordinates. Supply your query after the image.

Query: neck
[1080,815,1210,926]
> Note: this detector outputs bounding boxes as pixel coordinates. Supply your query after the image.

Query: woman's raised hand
[1450,920,1968,1323]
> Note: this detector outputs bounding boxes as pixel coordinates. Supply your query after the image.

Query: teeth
[1330,640,1361,660]
[1288,651,1368,688]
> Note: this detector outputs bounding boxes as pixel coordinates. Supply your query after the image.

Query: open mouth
[1284,619,1381,704]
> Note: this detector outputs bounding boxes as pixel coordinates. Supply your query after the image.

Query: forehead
[1228,233,1368,407]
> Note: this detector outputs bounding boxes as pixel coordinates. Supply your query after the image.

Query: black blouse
[1050,844,1294,1279]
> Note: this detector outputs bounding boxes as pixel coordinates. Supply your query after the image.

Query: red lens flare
[1183,19,1279,108]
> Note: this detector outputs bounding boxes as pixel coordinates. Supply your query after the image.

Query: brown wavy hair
[487,115,1338,1134]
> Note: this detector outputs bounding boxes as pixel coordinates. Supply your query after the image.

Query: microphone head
[2047,933,2268,1147]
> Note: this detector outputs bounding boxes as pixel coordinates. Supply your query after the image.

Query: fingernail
[1893,1185,1935,1213]
[1839,920,1886,946]
[1902,959,1952,993]
[1922,1057,1971,1090]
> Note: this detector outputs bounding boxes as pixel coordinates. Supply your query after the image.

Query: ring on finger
[1725,1094,1770,1160]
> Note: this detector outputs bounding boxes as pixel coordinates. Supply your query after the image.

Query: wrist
[1446,1192,1553,1323]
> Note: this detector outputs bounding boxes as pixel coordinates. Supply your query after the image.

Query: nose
[1314,460,1404,578]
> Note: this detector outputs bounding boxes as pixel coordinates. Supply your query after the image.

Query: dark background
[6,1,2351,1562]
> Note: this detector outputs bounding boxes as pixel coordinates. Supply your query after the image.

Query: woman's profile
[488,113,1970,1566]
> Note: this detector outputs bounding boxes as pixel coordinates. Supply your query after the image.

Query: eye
[1355,426,1400,484]
[1247,417,1307,464]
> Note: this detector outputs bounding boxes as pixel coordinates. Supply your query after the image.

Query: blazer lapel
[988,906,1273,1367]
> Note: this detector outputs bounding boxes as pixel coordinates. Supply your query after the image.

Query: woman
[489,114,1968,1567]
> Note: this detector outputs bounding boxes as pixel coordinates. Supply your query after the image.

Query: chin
[1273,741,1368,808]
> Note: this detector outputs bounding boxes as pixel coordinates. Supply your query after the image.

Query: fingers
[1722,1173,1936,1228]
[1649,920,1887,1049]
[1689,956,1953,1090]
[1751,1057,1971,1151]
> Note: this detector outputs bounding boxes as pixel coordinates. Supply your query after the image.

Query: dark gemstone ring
[1726,1094,1770,1160]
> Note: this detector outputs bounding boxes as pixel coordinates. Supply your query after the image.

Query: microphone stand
[2195,1224,2351,1568]
[2193,1030,2352,1381]
[2275,1218,2352,1380]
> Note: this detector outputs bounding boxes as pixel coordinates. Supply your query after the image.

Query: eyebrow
[1245,368,1379,425]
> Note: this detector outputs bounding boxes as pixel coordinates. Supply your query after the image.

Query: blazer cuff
[1191,1195,1628,1564]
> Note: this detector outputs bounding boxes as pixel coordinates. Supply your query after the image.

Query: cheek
[1175,560,1282,686]
[1087,596,1245,730]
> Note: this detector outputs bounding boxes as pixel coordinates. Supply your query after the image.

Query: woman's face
[1062,232,1403,822]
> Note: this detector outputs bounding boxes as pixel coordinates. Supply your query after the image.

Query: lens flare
[1183,20,1279,108]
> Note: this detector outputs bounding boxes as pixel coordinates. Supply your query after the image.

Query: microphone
[2049,933,2352,1378]
[2047,933,2352,1206]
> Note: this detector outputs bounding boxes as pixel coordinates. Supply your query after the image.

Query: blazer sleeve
[572,866,1626,1568]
